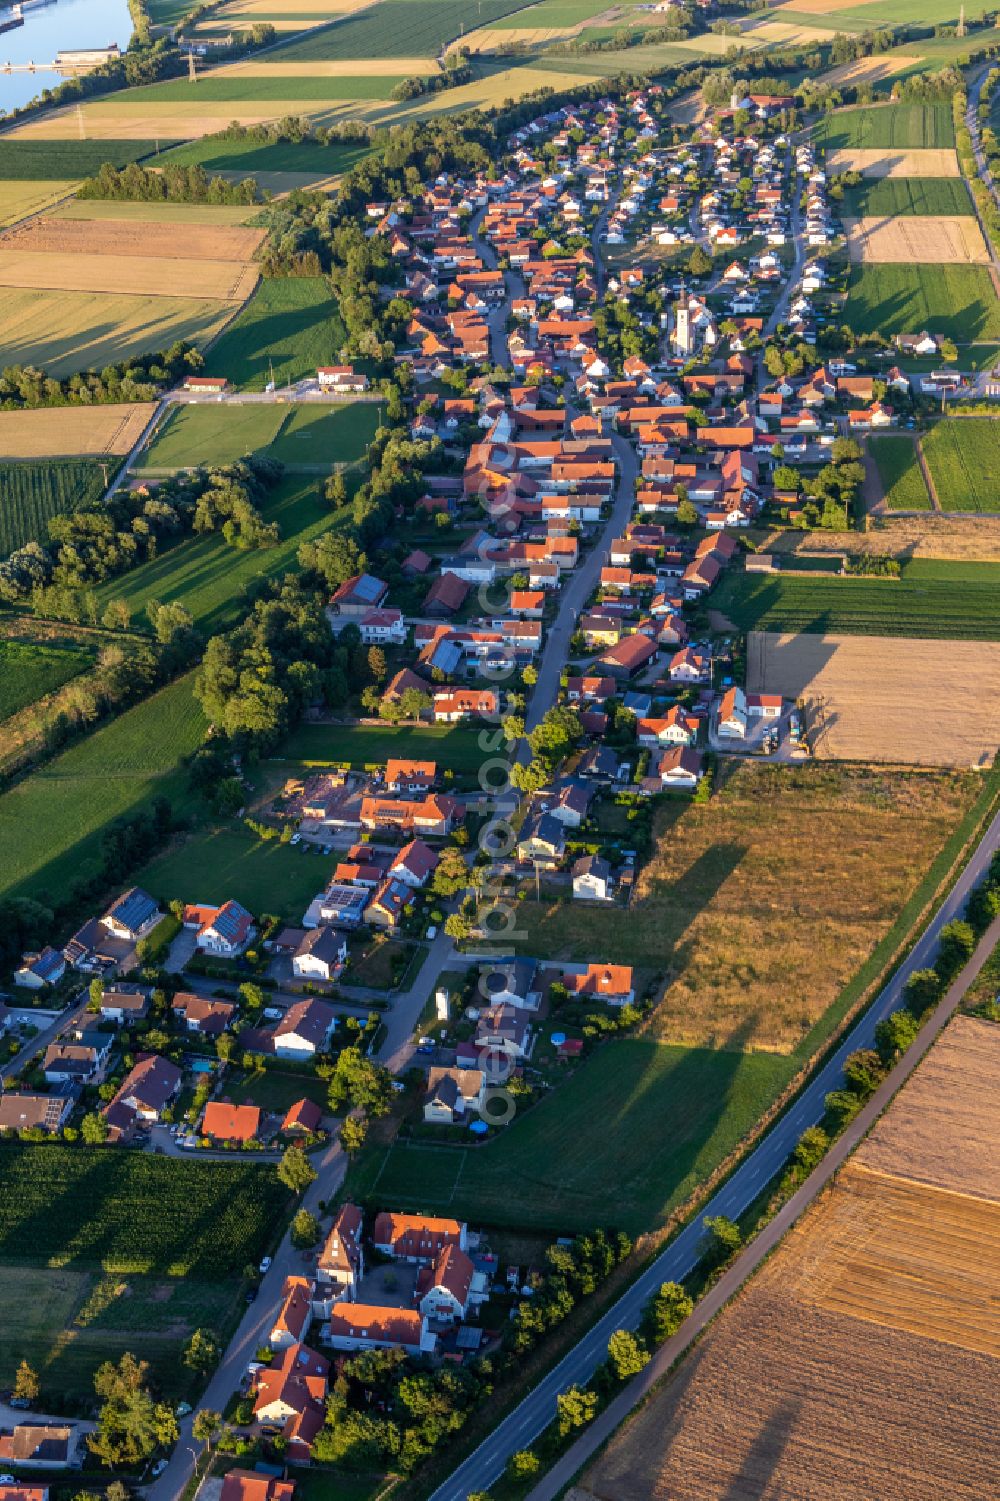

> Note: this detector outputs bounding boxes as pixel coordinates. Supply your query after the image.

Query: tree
[277,1144,317,1194]
[937,918,975,978]
[431,846,469,898]
[105,1481,130,1501]
[88,1353,178,1468]
[688,245,712,277]
[522,664,538,687]
[676,498,698,527]
[444,911,472,941]
[903,967,941,1017]
[842,1047,884,1099]
[324,472,348,508]
[183,1329,220,1374]
[606,1329,649,1382]
[506,1450,540,1482]
[339,1116,368,1156]
[13,1359,39,1404]
[645,1281,693,1344]
[291,1208,322,1247]
[874,1008,919,1067]
[772,464,801,492]
[327,1046,392,1118]
[367,646,387,683]
[192,1408,222,1451]
[701,1215,741,1269]
[509,759,549,795]
[556,1385,598,1438]
[239,981,265,1014]
[940,336,959,364]
[81,1111,109,1145]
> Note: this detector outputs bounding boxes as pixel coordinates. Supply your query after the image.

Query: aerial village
[0,73,953,1488]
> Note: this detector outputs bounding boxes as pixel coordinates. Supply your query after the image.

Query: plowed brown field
[0,217,266,262]
[576,1017,1000,1501]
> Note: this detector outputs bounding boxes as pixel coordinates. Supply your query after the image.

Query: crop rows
[712,571,1000,639]
[921,418,1000,513]
[0,459,106,555]
[817,101,954,150]
[870,435,931,510]
[270,0,536,60]
[0,1143,288,1276]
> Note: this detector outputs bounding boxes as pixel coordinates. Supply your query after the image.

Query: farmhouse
[372,1211,468,1262]
[327,1303,435,1356]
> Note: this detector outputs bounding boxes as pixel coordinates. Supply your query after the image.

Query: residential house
[102,1054,181,1141]
[171,993,235,1037]
[273,999,338,1059]
[517,810,567,869]
[327,1304,435,1356]
[384,760,437,793]
[572,854,613,902]
[390,839,439,889]
[423,1067,485,1124]
[101,887,161,943]
[14,948,65,990]
[365,877,417,930]
[433,688,500,723]
[317,1203,364,1301]
[317,884,369,929]
[482,957,539,1010]
[372,1211,468,1262]
[658,745,704,790]
[0,1090,74,1134]
[184,900,255,958]
[282,1098,323,1137]
[270,1276,314,1351]
[220,1471,296,1501]
[717,685,748,738]
[475,1002,531,1062]
[416,1244,476,1323]
[669,647,711,684]
[0,1425,78,1470]
[42,1036,111,1086]
[563,963,634,1007]
[202,1101,261,1144]
[329,572,388,617]
[596,633,658,680]
[292,927,347,982]
[253,1343,329,1461]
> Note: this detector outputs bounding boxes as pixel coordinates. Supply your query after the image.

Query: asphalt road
[527,904,1000,1501]
[429,801,1000,1500]
[0,994,88,1082]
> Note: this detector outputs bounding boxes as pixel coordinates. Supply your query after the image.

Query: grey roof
[295,926,344,964]
[103,886,159,934]
[573,854,611,880]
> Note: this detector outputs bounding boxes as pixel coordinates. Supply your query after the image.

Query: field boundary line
[914,434,942,511]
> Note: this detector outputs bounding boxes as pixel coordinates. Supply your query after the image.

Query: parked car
[259,1255,272,1274]
[152,1460,168,1478]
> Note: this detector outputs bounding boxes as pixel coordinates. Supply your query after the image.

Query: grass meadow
[0,673,206,906]
[712,559,1000,638]
[143,76,405,103]
[276,721,484,770]
[0,640,95,721]
[0,140,165,178]
[870,434,931,510]
[94,476,337,633]
[920,418,1000,512]
[203,277,347,390]
[136,823,335,922]
[159,134,374,177]
[350,1039,797,1236]
[844,264,1000,341]
[0,459,105,552]
[138,400,381,472]
[815,101,954,149]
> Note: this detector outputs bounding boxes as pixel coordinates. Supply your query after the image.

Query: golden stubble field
[827,146,960,177]
[0,217,266,262]
[0,248,259,301]
[757,515,1000,561]
[0,404,153,458]
[747,630,1000,767]
[574,1017,1000,1501]
[845,214,989,264]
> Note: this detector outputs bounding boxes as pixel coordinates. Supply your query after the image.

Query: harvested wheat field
[823,53,923,86]
[4,103,310,139]
[0,249,258,302]
[827,146,960,177]
[845,214,988,264]
[0,216,266,262]
[460,24,582,48]
[0,405,153,459]
[574,1016,1000,1501]
[747,630,1000,767]
[0,289,237,377]
[774,0,882,10]
[739,16,836,42]
[759,514,1000,561]
[0,179,78,229]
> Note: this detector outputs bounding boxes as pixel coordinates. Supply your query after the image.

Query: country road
[429,801,1000,1500]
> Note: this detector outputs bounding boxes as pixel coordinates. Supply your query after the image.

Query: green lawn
[0,1266,237,1404]
[920,418,1000,512]
[815,101,955,149]
[143,77,403,103]
[224,1068,330,1113]
[351,1039,795,1235]
[0,673,206,906]
[138,401,381,472]
[0,640,95,720]
[785,0,993,30]
[712,560,1000,639]
[840,177,972,217]
[94,476,337,634]
[288,1472,388,1501]
[135,822,334,922]
[276,722,485,771]
[870,434,931,510]
[0,458,106,554]
[844,264,1000,341]
[203,278,347,391]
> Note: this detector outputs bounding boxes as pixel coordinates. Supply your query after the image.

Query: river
[0,0,134,117]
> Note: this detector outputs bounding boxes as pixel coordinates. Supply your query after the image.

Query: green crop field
[870,434,931,510]
[270,0,536,60]
[0,459,106,555]
[492,0,628,23]
[350,1039,794,1235]
[920,418,1000,512]
[0,1142,288,1275]
[783,0,993,30]
[94,477,338,633]
[276,721,484,771]
[138,401,380,473]
[202,278,347,391]
[0,140,167,179]
[840,177,972,217]
[815,101,954,148]
[136,823,337,922]
[0,640,95,721]
[0,673,206,907]
[158,136,373,178]
[712,560,1000,639]
[844,265,1000,341]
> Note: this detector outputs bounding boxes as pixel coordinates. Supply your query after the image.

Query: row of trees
[78,161,261,206]
[0,340,203,412]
